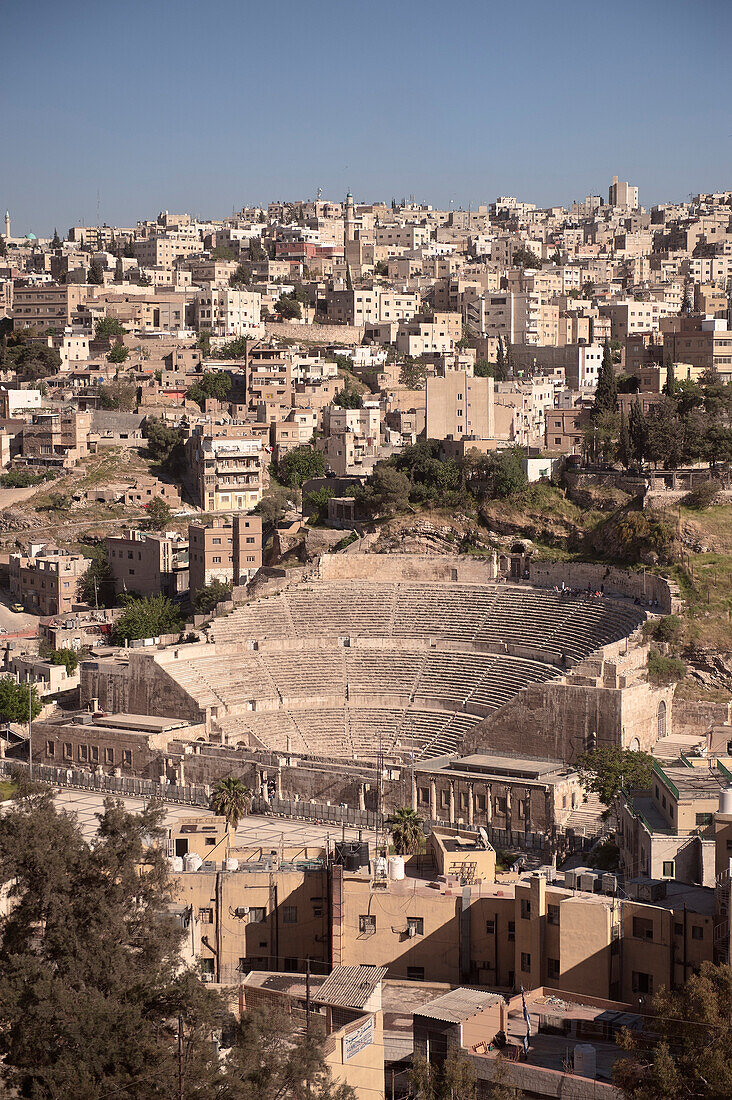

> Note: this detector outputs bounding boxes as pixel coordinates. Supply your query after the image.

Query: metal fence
[252,795,382,830]
[0,758,211,807]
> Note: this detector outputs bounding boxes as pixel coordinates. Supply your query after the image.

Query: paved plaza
[53,789,376,849]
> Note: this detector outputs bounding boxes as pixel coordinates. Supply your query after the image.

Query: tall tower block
[4,211,9,239]
[344,192,355,243]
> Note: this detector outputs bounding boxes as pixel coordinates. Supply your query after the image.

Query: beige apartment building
[105,529,189,598]
[326,287,420,326]
[21,410,92,467]
[395,312,462,356]
[186,425,264,513]
[608,175,639,210]
[188,514,262,593]
[12,283,92,330]
[9,546,87,615]
[426,371,494,440]
[134,235,202,268]
[663,316,732,380]
[465,291,557,346]
[545,406,591,454]
[194,287,261,336]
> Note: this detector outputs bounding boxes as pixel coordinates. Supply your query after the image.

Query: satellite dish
[478,826,489,849]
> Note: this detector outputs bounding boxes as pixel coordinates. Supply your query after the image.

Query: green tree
[388,807,424,854]
[618,410,632,469]
[187,370,232,408]
[107,342,129,364]
[356,464,411,517]
[512,245,542,268]
[143,417,186,473]
[647,650,686,685]
[88,257,104,285]
[221,1004,355,1100]
[229,262,251,286]
[0,677,42,723]
[253,485,294,527]
[277,445,326,488]
[304,485,335,523]
[488,448,528,499]
[592,342,619,421]
[8,342,61,382]
[0,235,7,257]
[112,595,183,644]
[143,496,173,531]
[576,747,654,812]
[193,579,233,613]
[95,315,127,338]
[628,397,647,465]
[51,228,62,249]
[80,542,115,607]
[98,380,137,410]
[276,294,302,319]
[399,355,429,388]
[614,961,732,1099]
[0,791,226,1099]
[495,335,507,381]
[44,647,79,675]
[211,776,252,830]
[333,386,363,409]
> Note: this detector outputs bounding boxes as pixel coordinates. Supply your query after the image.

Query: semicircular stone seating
[161,580,644,760]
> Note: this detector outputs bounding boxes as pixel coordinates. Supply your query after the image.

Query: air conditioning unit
[602,874,619,895]
[408,925,417,938]
[235,906,250,918]
[578,871,598,893]
[564,869,579,890]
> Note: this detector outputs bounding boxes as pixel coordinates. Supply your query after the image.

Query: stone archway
[657,701,667,740]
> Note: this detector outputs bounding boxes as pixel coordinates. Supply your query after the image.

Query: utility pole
[178,1015,184,1100]
[27,675,33,780]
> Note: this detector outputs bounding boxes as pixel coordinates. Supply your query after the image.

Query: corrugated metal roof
[315,965,388,1009]
[416,988,503,1023]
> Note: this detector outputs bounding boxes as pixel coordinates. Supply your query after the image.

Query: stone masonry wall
[528,561,678,613]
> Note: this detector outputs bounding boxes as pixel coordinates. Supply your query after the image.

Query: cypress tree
[628,396,648,465]
[618,410,631,469]
[592,342,618,421]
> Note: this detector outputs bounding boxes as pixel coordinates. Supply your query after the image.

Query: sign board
[343,1015,375,1062]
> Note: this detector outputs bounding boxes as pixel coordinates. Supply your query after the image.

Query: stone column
[449,781,456,825]
[486,784,493,824]
[358,784,366,811]
[429,779,437,821]
[467,782,474,827]
[411,772,418,812]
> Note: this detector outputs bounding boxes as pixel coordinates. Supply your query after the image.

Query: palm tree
[388,808,424,855]
[211,777,251,832]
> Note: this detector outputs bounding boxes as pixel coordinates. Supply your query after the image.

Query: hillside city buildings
[2,176,732,1098]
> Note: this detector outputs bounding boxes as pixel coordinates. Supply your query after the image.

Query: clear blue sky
[3,0,731,236]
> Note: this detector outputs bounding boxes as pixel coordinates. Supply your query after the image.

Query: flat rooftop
[93,713,190,733]
[418,752,568,782]
[657,765,724,800]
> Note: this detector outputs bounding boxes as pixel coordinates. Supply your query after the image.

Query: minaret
[344,192,355,243]
[3,211,9,240]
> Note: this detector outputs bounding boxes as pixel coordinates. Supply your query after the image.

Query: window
[418,786,429,805]
[283,906,297,924]
[198,908,213,924]
[633,917,654,941]
[406,966,424,981]
[662,861,675,878]
[78,744,88,763]
[547,957,560,980]
[632,971,653,995]
[508,921,515,942]
[46,740,55,757]
[105,747,114,764]
[284,957,298,972]
[200,959,215,978]
[407,917,424,936]
[696,813,713,826]
[520,952,531,972]
[440,790,449,809]
[520,898,531,920]
[64,742,73,759]
[90,746,99,764]
[486,919,495,934]
[475,793,486,811]
[248,907,266,924]
[692,926,704,941]
[547,904,560,926]
[674,922,683,935]
[359,915,376,935]
[123,750,132,767]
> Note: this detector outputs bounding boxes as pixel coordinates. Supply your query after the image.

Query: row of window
[47,741,133,767]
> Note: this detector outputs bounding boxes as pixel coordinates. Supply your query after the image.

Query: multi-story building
[12,283,91,331]
[395,312,462,356]
[194,287,261,336]
[608,175,639,210]
[326,287,420,326]
[105,529,189,598]
[188,514,262,593]
[9,545,87,615]
[186,425,264,513]
[21,410,92,467]
[133,235,202,269]
[426,371,494,440]
[545,406,591,454]
[662,316,732,381]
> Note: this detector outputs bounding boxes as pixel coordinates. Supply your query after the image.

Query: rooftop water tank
[573,1044,597,1080]
[184,853,202,872]
[225,857,239,871]
[388,855,405,880]
[169,855,184,873]
[719,788,732,815]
